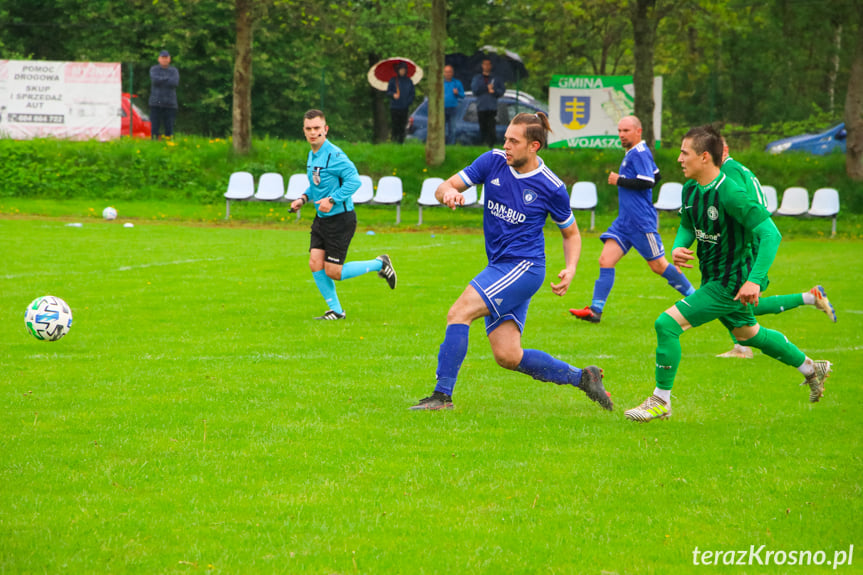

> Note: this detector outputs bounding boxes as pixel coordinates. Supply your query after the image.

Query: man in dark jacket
[386,62,415,144]
[149,50,180,140]
[470,57,505,147]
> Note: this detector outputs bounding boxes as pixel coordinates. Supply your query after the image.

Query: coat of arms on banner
[560,96,590,130]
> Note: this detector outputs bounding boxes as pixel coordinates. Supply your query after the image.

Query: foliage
[0,136,858,212]
[1,0,859,147]
[0,218,860,573]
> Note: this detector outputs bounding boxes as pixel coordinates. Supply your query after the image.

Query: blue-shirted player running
[410,112,613,411]
[570,115,695,324]
[290,109,396,320]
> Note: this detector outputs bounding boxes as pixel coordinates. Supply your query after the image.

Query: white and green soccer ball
[102,206,118,220]
[25,295,73,341]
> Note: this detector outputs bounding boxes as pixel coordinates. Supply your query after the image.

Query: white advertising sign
[0,60,122,140]
[548,75,662,149]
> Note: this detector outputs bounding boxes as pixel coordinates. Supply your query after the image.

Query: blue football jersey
[458,150,575,266]
[616,140,660,232]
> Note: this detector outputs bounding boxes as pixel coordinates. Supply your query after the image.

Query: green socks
[754,293,805,316]
[737,326,806,367]
[655,312,685,391]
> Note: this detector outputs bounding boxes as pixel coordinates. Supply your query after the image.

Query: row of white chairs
[224,172,405,223]
[652,182,841,235]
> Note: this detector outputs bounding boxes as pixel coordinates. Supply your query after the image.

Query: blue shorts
[470,260,545,335]
[600,218,665,261]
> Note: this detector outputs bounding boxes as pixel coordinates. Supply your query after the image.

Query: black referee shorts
[309,210,357,266]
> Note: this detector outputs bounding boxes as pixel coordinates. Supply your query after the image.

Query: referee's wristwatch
[327,197,335,205]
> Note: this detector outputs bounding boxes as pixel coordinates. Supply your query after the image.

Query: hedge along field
[0,136,859,211]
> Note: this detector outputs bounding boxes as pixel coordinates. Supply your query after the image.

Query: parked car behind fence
[406,90,547,146]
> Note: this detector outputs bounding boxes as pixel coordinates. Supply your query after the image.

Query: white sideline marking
[117,257,224,271]
[841,309,863,314]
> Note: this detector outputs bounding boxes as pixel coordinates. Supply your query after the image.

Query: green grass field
[1,212,861,574]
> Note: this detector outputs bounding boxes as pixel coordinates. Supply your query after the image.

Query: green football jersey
[679,172,772,290]
[721,156,767,209]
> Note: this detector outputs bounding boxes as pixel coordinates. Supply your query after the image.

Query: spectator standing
[470,57,505,147]
[386,62,415,144]
[443,65,465,145]
[149,50,179,140]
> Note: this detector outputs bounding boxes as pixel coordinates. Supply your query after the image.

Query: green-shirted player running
[625,126,832,422]
[716,141,836,358]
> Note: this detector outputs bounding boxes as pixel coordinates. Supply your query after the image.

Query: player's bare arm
[435,174,468,209]
[551,221,581,296]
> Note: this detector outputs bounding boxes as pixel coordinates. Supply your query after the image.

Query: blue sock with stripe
[340,259,383,280]
[661,264,695,296]
[517,349,583,387]
[434,324,470,396]
[591,267,615,312]
[312,270,343,314]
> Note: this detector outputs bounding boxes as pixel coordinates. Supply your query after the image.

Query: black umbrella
[457,45,529,91]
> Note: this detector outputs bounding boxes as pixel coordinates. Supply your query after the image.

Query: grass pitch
[1,216,860,574]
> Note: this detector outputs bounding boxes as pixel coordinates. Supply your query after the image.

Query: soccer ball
[103,206,118,220]
[24,296,73,341]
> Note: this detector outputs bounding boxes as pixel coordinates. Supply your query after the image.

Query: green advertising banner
[547,75,662,149]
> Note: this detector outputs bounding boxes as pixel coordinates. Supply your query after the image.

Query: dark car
[765,123,846,155]
[406,90,547,145]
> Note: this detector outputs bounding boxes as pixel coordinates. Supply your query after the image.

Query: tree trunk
[369,53,389,143]
[828,22,842,114]
[232,0,254,155]
[845,7,863,180]
[425,0,446,167]
[630,0,657,152]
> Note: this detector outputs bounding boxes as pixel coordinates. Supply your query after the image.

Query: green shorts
[674,281,758,331]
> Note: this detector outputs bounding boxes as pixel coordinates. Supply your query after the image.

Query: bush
[1,136,859,212]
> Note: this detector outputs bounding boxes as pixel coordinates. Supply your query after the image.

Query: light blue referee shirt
[305,139,361,218]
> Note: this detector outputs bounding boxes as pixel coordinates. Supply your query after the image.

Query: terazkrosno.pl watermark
[692,545,854,569]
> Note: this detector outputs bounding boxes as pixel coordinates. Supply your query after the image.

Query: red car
[121,93,151,138]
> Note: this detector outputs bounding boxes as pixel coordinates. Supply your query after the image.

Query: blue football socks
[341,259,383,280]
[662,264,695,296]
[434,324,470,395]
[517,349,583,387]
[312,269,343,314]
[591,267,615,312]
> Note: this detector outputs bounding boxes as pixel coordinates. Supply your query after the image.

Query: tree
[845,2,863,180]
[425,0,446,166]
[232,0,260,154]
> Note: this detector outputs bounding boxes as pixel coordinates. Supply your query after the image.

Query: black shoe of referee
[377,254,397,289]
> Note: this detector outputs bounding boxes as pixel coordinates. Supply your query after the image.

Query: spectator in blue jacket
[386,62,415,144]
[149,50,179,140]
[470,57,505,147]
[443,65,465,145]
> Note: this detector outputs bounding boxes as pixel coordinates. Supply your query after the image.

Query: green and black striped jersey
[680,172,772,291]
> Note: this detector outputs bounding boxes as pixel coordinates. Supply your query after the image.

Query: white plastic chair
[353,175,374,205]
[761,185,779,214]
[461,186,478,207]
[417,177,444,225]
[776,187,809,216]
[224,171,254,219]
[372,176,403,224]
[477,186,485,207]
[570,181,598,231]
[253,172,285,201]
[654,182,683,212]
[808,187,840,237]
[285,173,309,220]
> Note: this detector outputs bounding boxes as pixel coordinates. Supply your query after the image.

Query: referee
[290,109,396,320]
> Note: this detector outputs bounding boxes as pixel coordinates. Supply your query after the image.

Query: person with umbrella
[471,57,505,148]
[386,62,415,144]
